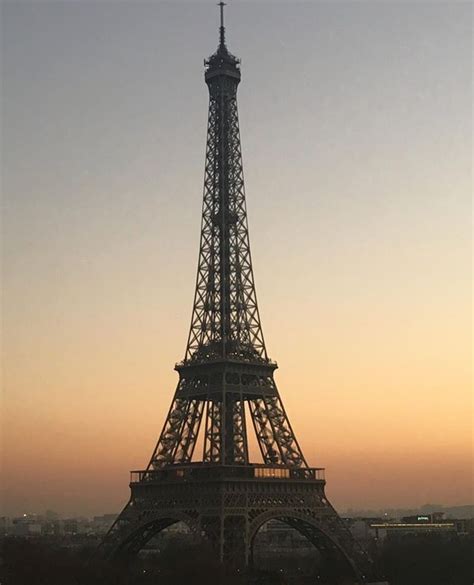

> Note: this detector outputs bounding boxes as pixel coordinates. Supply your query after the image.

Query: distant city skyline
[2,1,472,517]
[3,502,473,521]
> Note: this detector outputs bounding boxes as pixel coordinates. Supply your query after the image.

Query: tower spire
[218,1,226,48]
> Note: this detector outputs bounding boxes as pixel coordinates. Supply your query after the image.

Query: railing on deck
[130,464,325,484]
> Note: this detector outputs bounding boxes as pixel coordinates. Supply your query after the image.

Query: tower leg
[200,513,248,568]
[223,515,247,567]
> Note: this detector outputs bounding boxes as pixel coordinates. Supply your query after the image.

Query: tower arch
[249,511,363,582]
[106,508,199,557]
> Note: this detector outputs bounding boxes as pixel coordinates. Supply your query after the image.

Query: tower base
[100,464,376,583]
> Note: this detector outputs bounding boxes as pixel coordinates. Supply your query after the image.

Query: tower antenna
[218,1,226,47]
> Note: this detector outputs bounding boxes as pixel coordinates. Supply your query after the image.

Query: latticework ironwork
[100,6,377,583]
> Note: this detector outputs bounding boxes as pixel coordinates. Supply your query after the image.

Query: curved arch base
[99,472,377,583]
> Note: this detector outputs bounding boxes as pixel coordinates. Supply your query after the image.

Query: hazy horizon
[5,502,474,521]
[2,1,472,517]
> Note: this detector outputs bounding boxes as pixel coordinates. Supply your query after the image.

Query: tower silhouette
[101,5,375,582]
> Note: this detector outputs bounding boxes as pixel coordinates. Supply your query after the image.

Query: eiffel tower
[100,4,376,582]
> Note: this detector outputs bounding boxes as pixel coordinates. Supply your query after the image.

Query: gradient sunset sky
[2,1,472,517]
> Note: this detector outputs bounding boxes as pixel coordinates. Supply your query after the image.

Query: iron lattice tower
[100,5,375,582]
